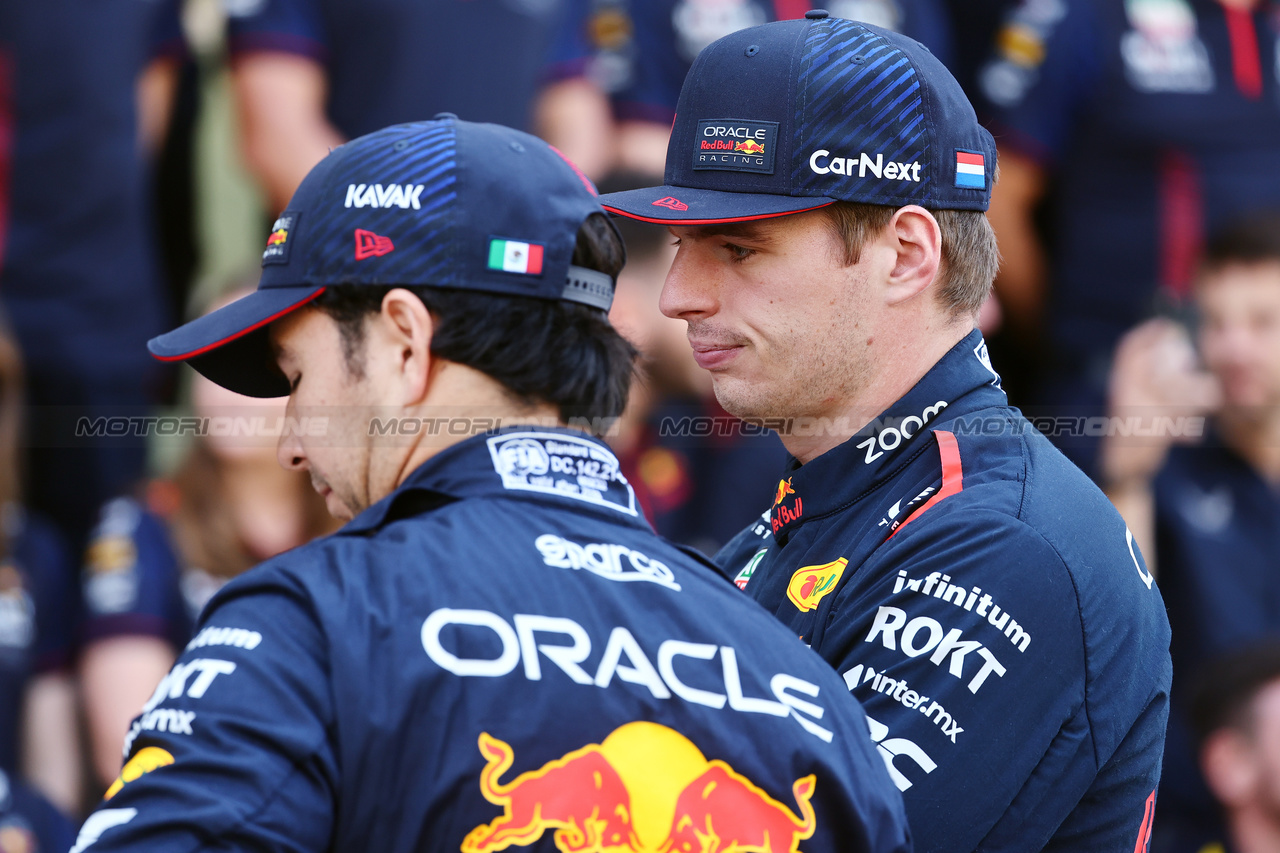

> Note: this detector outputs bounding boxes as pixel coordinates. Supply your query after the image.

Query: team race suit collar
[341,426,646,535]
[767,329,1006,546]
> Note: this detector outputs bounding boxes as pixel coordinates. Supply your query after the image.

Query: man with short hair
[601,13,1172,851]
[976,0,1280,476]
[68,117,911,853]
[1190,642,1280,853]
[1103,213,1280,851]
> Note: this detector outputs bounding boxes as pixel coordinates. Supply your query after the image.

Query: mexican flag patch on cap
[488,238,544,275]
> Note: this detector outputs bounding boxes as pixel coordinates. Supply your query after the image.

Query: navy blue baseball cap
[149,116,618,397]
[600,11,996,224]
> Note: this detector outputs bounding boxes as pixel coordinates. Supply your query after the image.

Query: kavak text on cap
[148,116,617,397]
[600,11,997,224]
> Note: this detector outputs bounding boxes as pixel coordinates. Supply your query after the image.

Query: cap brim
[148,286,326,398]
[599,185,836,225]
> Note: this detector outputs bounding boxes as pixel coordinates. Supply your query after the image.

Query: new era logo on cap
[955,151,986,190]
[354,228,395,260]
[488,238,544,275]
[653,197,689,211]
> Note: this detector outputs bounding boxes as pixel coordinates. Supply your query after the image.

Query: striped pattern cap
[600,13,996,224]
[148,118,616,396]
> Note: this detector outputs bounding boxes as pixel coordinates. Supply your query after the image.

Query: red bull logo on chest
[770,479,802,534]
[462,722,817,853]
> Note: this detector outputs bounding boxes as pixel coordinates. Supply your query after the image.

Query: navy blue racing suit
[718,330,1173,852]
[72,427,910,853]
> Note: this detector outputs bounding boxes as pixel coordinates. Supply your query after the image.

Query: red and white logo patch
[354,228,395,260]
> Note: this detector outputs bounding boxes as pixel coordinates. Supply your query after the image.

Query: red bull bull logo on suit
[462,722,817,853]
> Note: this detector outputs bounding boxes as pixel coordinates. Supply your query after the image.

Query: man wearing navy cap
[600,12,1173,851]
[68,117,911,853]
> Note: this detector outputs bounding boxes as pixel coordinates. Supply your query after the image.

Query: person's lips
[688,338,743,370]
[310,474,332,499]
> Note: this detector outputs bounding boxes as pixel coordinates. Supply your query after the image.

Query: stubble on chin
[709,374,783,424]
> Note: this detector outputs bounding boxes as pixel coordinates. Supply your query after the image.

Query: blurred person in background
[940,0,1018,101]
[1102,214,1280,851]
[224,0,566,213]
[978,0,1280,476]
[537,0,956,179]
[0,315,82,820]
[0,0,186,552]
[78,283,335,791]
[0,769,74,853]
[1187,641,1280,853]
[605,175,788,554]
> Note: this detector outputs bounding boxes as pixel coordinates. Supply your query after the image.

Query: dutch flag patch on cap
[955,151,986,190]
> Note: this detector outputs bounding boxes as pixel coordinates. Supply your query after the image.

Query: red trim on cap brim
[601,201,834,226]
[152,286,327,362]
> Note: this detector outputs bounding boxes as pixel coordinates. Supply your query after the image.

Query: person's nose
[659,241,719,321]
[276,400,308,471]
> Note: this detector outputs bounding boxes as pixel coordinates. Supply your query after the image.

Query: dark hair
[1202,213,1280,272]
[1188,640,1280,745]
[313,213,637,428]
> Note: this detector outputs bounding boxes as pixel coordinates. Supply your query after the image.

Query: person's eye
[724,242,756,263]
[670,237,683,248]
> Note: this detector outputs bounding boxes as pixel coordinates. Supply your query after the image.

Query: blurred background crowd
[2,0,1280,851]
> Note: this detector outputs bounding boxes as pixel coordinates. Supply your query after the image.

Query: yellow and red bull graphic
[734,139,765,156]
[786,559,848,613]
[462,722,817,853]
[770,479,802,533]
[104,746,174,800]
[266,228,288,248]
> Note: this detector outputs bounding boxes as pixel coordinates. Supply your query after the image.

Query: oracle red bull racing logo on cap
[694,119,778,175]
[462,722,817,853]
[262,213,297,265]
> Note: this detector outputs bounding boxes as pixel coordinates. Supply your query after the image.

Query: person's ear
[376,288,435,406]
[1202,729,1259,808]
[883,205,941,306]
